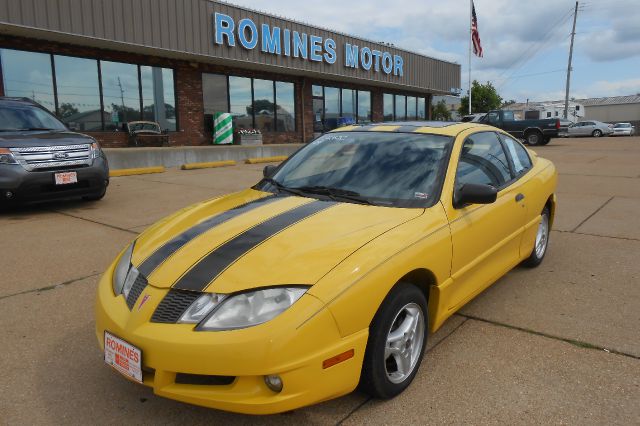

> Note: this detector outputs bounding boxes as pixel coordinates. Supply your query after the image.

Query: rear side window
[499,133,532,175]
[456,132,512,189]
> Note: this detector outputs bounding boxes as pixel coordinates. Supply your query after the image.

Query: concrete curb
[180,160,236,170]
[245,156,288,164]
[109,166,165,177]
[104,144,303,170]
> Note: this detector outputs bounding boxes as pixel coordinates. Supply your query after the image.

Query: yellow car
[96,122,557,414]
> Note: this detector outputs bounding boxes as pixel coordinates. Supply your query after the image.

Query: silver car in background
[611,123,635,136]
[567,120,613,137]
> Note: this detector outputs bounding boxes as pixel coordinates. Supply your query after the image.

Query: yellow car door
[442,130,527,311]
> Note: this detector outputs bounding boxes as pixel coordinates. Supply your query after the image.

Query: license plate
[54,171,77,185]
[104,332,143,384]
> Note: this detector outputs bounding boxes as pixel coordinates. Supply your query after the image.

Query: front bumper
[95,263,368,414]
[0,157,109,204]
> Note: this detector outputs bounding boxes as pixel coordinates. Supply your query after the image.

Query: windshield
[260,131,453,208]
[614,123,631,128]
[0,104,66,132]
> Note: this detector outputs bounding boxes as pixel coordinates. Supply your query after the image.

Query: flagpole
[468,0,472,115]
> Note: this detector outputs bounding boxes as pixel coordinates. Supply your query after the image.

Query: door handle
[515,193,525,202]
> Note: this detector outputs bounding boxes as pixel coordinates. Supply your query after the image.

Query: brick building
[0,0,460,148]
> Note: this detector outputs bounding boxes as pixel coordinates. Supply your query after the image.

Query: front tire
[523,207,550,267]
[360,282,427,399]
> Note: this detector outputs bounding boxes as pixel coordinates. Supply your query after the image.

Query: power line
[491,6,575,82]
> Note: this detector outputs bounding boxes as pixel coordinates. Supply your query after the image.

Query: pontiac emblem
[138,294,151,311]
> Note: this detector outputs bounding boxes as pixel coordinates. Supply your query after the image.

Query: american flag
[471,1,483,57]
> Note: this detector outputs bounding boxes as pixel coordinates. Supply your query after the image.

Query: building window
[141,66,177,131]
[229,76,253,130]
[53,55,102,131]
[407,96,417,120]
[547,112,552,118]
[275,81,295,131]
[395,95,406,121]
[252,79,275,132]
[0,49,55,111]
[207,74,296,133]
[418,97,427,119]
[341,88,356,121]
[202,73,229,116]
[100,61,141,130]
[358,90,371,123]
[312,85,371,131]
[383,93,394,121]
[0,48,178,132]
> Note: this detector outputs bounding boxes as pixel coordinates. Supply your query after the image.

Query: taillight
[556,119,560,130]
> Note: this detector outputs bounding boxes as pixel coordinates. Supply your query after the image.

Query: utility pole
[117,77,125,109]
[564,1,578,119]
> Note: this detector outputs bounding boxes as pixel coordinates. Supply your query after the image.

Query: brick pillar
[172,65,206,146]
[371,88,384,122]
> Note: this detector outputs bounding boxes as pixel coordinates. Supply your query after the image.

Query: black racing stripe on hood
[137,194,280,277]
[172,200,337,292]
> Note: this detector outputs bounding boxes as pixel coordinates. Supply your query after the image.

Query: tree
[58,102,79,119]
[458,80,503,116]
[432,100,451,121]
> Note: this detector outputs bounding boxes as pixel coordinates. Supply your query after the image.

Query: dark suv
[0,97,109,205]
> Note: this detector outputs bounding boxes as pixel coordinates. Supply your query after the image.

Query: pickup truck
[479,110,567,145]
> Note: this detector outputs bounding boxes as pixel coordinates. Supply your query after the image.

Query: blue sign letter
[293,31,308,59]
[372,50,382,72]
[345,43,359,68]
[382,52,393,74]
[310,35,323,62]
[214,13,235,46]
[324,38,337,64]
[283,29,291,56]
[393,55,404,77]
[261,24,281,54]
[238,18,258,49]
[360,47,372,71]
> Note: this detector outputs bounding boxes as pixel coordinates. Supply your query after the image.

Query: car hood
[131,189,423,294]
[0,130,94,148]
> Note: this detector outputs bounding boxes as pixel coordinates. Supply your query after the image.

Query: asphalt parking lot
[1,136,639,425]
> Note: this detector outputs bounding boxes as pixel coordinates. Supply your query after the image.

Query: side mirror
[453,183,497,208]
[263,165,277,178]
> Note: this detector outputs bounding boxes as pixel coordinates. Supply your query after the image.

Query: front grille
[151,289,200,323]
[11,144,92,171]
[126,273,148,310]
[175,373,235,386]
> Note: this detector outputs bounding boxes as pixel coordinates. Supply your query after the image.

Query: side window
[487,112,499,125]
[499,133,533,175]
[456,132,513,189]
[502,111,514,121]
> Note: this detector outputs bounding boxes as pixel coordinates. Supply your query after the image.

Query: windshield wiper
[292,185,376,205]
[261,178,309,198]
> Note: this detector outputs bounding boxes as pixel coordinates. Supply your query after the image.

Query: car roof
[0,96,42,107]
[331,121,491,136]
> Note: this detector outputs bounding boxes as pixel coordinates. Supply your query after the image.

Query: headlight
[90,142,103,159]
[179,293,226,324]
[112,243,134,296]
[197,287,308,331]
[0,148,18,165]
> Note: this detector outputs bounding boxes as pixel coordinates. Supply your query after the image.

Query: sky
[228,0,640,102]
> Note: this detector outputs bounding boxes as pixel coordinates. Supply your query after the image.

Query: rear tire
[592,129,602,137]
[360,282,428,399]
[523,207,550,268]
[525,131,544,146]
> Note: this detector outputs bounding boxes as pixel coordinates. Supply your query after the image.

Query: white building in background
[502,101,585,123]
